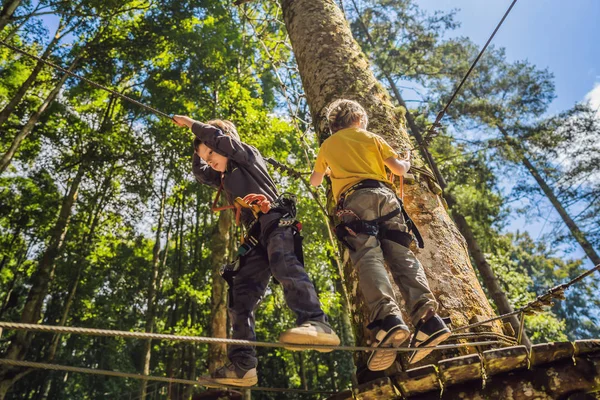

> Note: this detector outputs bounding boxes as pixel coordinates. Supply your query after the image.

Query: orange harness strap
[211,182,272,227]
[211,181,242,226]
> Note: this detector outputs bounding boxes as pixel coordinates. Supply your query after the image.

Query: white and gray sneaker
[279,321,341,352]
[201,363,258,387]
[367,314,410,371]
[408,314,451,364]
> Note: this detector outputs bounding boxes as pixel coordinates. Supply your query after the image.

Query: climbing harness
[214,188,303,306]
[334,179,424,252]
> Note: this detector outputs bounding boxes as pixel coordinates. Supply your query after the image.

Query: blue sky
[417,0,600,264]
[419,0,600,115]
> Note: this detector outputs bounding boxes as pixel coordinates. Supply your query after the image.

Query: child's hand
[172,115,195,128]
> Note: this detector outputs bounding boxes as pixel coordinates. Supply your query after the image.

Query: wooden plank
[393,364,440,396]
[530,342,574,367]
[438,354,482,386]
[482,345,528,376]
[574,339,600,356]
[326,377,398,400]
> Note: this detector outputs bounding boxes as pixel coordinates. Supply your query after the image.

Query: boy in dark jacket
[173,115,339,387]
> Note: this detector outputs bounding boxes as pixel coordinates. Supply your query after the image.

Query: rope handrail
[0,358,336,395]
[451,263,600,333]
[0,321,501,353]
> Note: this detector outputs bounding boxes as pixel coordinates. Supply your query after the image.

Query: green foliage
[1,0,598,399]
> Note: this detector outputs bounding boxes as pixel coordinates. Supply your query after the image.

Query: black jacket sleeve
[191,122,256,165]
[192,153,221,188]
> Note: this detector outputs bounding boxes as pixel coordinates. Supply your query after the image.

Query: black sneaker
[408,314,451,364]
[367,315,410,371]
[200,363,258,387]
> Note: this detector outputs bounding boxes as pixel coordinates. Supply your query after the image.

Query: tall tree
[427,46,599,268]
[0,0,22,33]
[280,0,501,376]
[345,0,526,342]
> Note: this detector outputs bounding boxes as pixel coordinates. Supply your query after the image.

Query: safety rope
[0,38,314,182]
[425,0,518,139]
[0,321,500,353]
[451,263,600,333]
[0,39,174,121]
[265,157,307,179]
[0,358,336,395]
[241,5,314,169]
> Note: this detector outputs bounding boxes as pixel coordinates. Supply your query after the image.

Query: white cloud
[584,81,600,116]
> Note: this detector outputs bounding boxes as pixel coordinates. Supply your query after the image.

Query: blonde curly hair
[326,99,368,133]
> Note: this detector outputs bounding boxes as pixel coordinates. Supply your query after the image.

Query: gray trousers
[341,187,437,327]
[228,212,329,369]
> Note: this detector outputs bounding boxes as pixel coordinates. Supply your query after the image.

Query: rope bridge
[0,263,597,394]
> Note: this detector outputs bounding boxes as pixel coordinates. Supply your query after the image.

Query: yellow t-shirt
[314,127,397,202]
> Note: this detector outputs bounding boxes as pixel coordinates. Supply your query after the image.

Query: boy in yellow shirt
[310,99,450,370]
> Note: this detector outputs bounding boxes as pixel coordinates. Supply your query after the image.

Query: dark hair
[193,119,240,152]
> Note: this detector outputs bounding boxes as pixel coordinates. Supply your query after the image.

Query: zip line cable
[426,0,518,136]
[0,39,174,121]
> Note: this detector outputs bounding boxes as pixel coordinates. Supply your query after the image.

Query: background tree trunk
[498,124,600,267]
[0,20,64,128]
[208,210,232,373]
[280,0,502,373]
[0,55,80,174]
[140,173,170,399]
[0,160,86,399]
[0,0,22,33]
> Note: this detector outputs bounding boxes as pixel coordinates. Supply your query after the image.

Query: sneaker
[367,314,410,371]
[279,321,341,352]
[200,363,258,387]
[408,314,451,364]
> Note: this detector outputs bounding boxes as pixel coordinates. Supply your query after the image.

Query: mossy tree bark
[280,0,502,373]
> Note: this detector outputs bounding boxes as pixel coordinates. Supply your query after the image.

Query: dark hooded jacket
[191,122,279,227]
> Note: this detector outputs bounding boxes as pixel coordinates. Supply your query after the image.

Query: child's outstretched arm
[384,151,411,177]
[310,168,330,187]
[173,115,254,165]
[310,148,330,187]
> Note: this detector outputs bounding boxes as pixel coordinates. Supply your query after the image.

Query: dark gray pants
[228,213,329,369]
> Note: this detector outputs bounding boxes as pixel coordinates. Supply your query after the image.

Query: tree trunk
[0,0,22,33]
[208,209,232,373]
[280,0,501,372]
[347,0,527,345]
[498,124,600,267]
[0,55,81,174]
[0,20,64,128]
[0,161,86,399]
[36,168,115,400]
[140,173,170,399]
